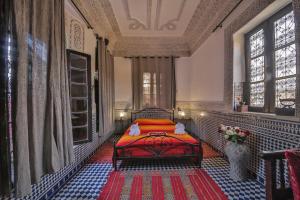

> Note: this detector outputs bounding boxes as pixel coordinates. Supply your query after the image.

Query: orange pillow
[133,118,175,125]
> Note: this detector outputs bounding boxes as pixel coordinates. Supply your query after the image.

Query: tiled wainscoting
[190,110,300,184]
[4,114,112,200]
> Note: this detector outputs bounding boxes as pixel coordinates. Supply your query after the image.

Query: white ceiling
[71,0,242,56]
[109,0,200,37]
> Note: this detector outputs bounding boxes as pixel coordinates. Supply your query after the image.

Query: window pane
[275,77,296,108]
[71,69,86,83]
[274,11,295,49]
[153,73,156,95]
[143,72,151,95]
[70,53,87,69]
[152,73,157,106]
[250,82,264,107]
[73,127,88,141]
[71,84,87,97]
[72,113,87,126]
[250,29,264,58]
[71,99,87,112]
[250,56,264,82]
[143,72,150,84]
[275,44,296,78]
[142,72,159,107]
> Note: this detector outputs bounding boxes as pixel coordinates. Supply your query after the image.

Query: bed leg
[113,141,118,171]
[113,158,117,171]
[198,140,203,168]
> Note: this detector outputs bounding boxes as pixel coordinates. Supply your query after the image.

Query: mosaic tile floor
[52,163,112,200]
[52,157,266,200]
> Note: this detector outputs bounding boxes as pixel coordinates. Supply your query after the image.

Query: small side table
[115,118,130,135]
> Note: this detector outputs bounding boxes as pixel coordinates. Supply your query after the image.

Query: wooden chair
[261,150,294,200]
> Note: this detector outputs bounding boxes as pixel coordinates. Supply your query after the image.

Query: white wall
[175,57,192,101]
[188,30,225,101]
[183,0,256,102]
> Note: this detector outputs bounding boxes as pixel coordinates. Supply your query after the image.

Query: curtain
[13,0,74,197]
[96,38,115,136]
[132,56,176,110]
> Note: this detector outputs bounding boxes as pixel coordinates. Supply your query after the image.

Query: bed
[113,108,203,170]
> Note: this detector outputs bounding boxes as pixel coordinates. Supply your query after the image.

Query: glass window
[245,5,296,115]
[143,72,157,107]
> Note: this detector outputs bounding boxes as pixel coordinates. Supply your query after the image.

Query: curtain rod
[70,0,93,29]
[124,56,180,59]
[212,0,243,32]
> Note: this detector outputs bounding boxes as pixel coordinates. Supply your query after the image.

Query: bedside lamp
[199,112,206,117]
[119,111,126,134]
[119,111,126,120]
[178,110,185,119]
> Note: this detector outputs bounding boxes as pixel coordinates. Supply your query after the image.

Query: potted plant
[219,124,251,181]
[236,97,248,112]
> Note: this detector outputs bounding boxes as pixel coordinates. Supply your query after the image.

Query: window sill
[231,111,300,122]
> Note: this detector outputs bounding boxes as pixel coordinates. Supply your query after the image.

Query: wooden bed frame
[113,107,203,170]
[261,150,294,200]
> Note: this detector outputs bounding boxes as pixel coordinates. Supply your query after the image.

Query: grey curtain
[97,38,115,136]
[132,56,176,110]
[13,0,74,197]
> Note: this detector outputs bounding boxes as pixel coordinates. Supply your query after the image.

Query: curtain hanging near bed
[132,56,176,110]
[13,0,74,197]
[96,37,115,136]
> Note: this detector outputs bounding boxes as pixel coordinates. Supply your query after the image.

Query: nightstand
[115,118,130,135]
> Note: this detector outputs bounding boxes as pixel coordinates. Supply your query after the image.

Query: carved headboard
[131,107,174,122]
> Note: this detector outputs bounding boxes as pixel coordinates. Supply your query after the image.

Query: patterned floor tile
[52,144,266,200]
[203,158,266,200]
[52,163,112,200]
[52,157,266,200]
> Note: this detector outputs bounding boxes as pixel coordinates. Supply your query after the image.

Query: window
[67,50,92,144]
[245,5,296,115]
[143,72,157,107]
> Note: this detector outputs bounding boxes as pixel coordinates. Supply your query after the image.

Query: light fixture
[119,111,126,119]
[199,112,206,117]
[178,110,185,118]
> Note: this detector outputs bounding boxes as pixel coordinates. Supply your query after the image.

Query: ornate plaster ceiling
[71,0,242,56]
[109,0,200,37]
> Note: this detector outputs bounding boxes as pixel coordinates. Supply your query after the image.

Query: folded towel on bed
[129,123,140,136]
[175,122,186,134]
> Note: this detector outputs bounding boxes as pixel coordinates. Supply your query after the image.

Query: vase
[224,141,250,181]
[237,105,248,112]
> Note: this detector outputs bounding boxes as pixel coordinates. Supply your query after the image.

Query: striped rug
[98,169,228,200]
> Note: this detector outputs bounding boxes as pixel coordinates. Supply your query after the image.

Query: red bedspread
[116,125,200,158]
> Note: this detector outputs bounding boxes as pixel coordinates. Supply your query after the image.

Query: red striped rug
[97,169,227,200]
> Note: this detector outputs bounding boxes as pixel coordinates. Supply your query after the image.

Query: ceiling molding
[100,0,122,37]
[113,36,191,56]
[184,0,242,53]
[71,0,245,57]
[71,0,119,48]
